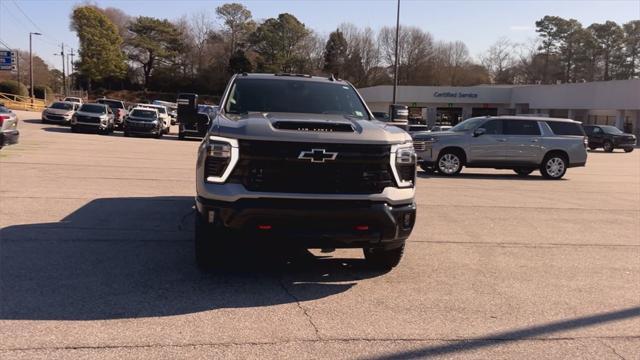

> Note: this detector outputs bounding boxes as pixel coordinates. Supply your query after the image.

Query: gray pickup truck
[194,73,417,270]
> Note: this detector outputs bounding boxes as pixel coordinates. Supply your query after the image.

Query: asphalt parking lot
[1,110,639,359]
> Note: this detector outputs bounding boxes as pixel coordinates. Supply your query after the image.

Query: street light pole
[392,0,400,104]
[29,32,42,99]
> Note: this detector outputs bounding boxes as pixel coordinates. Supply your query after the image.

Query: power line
[0,38,14,50]
[10,0,63,47]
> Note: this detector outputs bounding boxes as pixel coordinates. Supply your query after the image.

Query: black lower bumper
[0,130,19,147]
[196,197,416,249]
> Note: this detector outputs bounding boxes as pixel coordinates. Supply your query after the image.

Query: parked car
[63,97,83,105]
[583,125,636,153]
[0,105,19,149]
[96,98,127,129]
[70,103,115,134]
[152,100,178,125]
[412,116,587,179]
[194,73,416,271]
[136,103,171,134]
[177,93,210,140]
[124,107,163,138]
[430,125,452,132]
[41,101,79,125]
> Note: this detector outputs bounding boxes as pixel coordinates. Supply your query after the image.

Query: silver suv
[195,73,417,270]
[413,116,588,179]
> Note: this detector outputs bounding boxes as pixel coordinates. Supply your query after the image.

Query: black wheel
[514,168,534,177]
[124,131,130,137]
[603,141,614,152]
[540,153,568,180]
[71,125,78,133]
[588,146,597,151]
[436,150,463,176]
[624,148,634,153]
[363,244,405,271]
[419,164,434,174]
[194,213,229,270]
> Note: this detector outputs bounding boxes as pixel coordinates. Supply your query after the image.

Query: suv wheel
[194,213,228,270]
[437,151,463,176]
[540,154,567,180]
[514,168,534,177]
[603,141,614,152]
[363,244,405,271]
[624,148,633,153]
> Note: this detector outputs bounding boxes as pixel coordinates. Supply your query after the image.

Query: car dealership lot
[1,111,638,359]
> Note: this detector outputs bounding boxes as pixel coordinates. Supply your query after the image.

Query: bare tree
[190,10,215,73]
[481,37,516,83]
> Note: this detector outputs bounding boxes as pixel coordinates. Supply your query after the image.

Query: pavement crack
[178,207,195,231]
[278,277,322,340]
[600,339,626,360]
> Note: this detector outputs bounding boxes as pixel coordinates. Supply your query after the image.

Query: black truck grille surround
[230,140,395,194]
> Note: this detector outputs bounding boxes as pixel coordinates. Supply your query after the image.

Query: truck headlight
[204,136,239,183]
[391,143,416,188]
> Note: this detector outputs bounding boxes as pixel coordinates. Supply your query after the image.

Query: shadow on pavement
[417,172,553,181]
[371,306,640,359]
[0,196,376,321]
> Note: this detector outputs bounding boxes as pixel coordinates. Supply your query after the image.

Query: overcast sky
[1,0,639,71]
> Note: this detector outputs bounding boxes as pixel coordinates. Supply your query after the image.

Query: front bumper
[42,113,71,123]
[0,130,19,147]
[125,123,160,135]
[196,197,416,249]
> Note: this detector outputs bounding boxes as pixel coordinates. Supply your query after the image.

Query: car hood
[211,112,412,145]
[45,108,74,116]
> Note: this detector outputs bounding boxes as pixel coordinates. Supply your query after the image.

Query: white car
[136,104,171,134]
[63,97,83,105]
[42,101,79,125]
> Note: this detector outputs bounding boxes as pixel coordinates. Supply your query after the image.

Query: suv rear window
[547,121,585,136]
[504,120,541,135]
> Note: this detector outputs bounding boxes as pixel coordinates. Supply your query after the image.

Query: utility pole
[69,49,75,92]
[16,50,20,85]
[392,0,400,104]
[29,32,42,99]
[58,43,66,96]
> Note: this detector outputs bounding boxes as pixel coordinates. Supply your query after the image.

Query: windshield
[600,125,623,135]
[450,117,486,132]
[50,102,73,110]
[130,109,157,119]
[224,78,370,119]
[79,104,106,114]
[98,99,124,109]
[140,105,166,114]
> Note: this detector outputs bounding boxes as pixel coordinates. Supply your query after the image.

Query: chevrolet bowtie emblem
[298,149,338,163]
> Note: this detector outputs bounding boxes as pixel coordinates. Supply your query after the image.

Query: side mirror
[473,128,486,137]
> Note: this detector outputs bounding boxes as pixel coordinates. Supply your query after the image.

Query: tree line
[3,3,637,99]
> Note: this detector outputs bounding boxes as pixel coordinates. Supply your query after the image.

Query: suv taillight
[0,114,9,126]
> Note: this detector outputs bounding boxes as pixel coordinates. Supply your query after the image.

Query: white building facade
[359,80,640,136]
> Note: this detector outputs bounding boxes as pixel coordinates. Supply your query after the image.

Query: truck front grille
[230,140,394,194]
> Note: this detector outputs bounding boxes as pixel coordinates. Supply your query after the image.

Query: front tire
[540,153,568,180]
[436,150,463,176]
[603,141,614,152]
[363,244,405,271]
[420,164,434,174]
[624,148,634,153]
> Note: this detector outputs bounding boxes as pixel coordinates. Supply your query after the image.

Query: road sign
[0,50,16,71]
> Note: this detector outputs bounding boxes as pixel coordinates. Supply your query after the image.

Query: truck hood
[44,108,74,116]
[413,130,465,140]
[211,112,412,145]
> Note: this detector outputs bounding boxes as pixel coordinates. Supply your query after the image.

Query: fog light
[355,225,369,231]
[257,224,272,230]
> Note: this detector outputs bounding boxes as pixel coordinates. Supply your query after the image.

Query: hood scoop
[273,121,354,133]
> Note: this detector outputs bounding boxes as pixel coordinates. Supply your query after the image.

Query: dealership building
[358,79,640,136]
